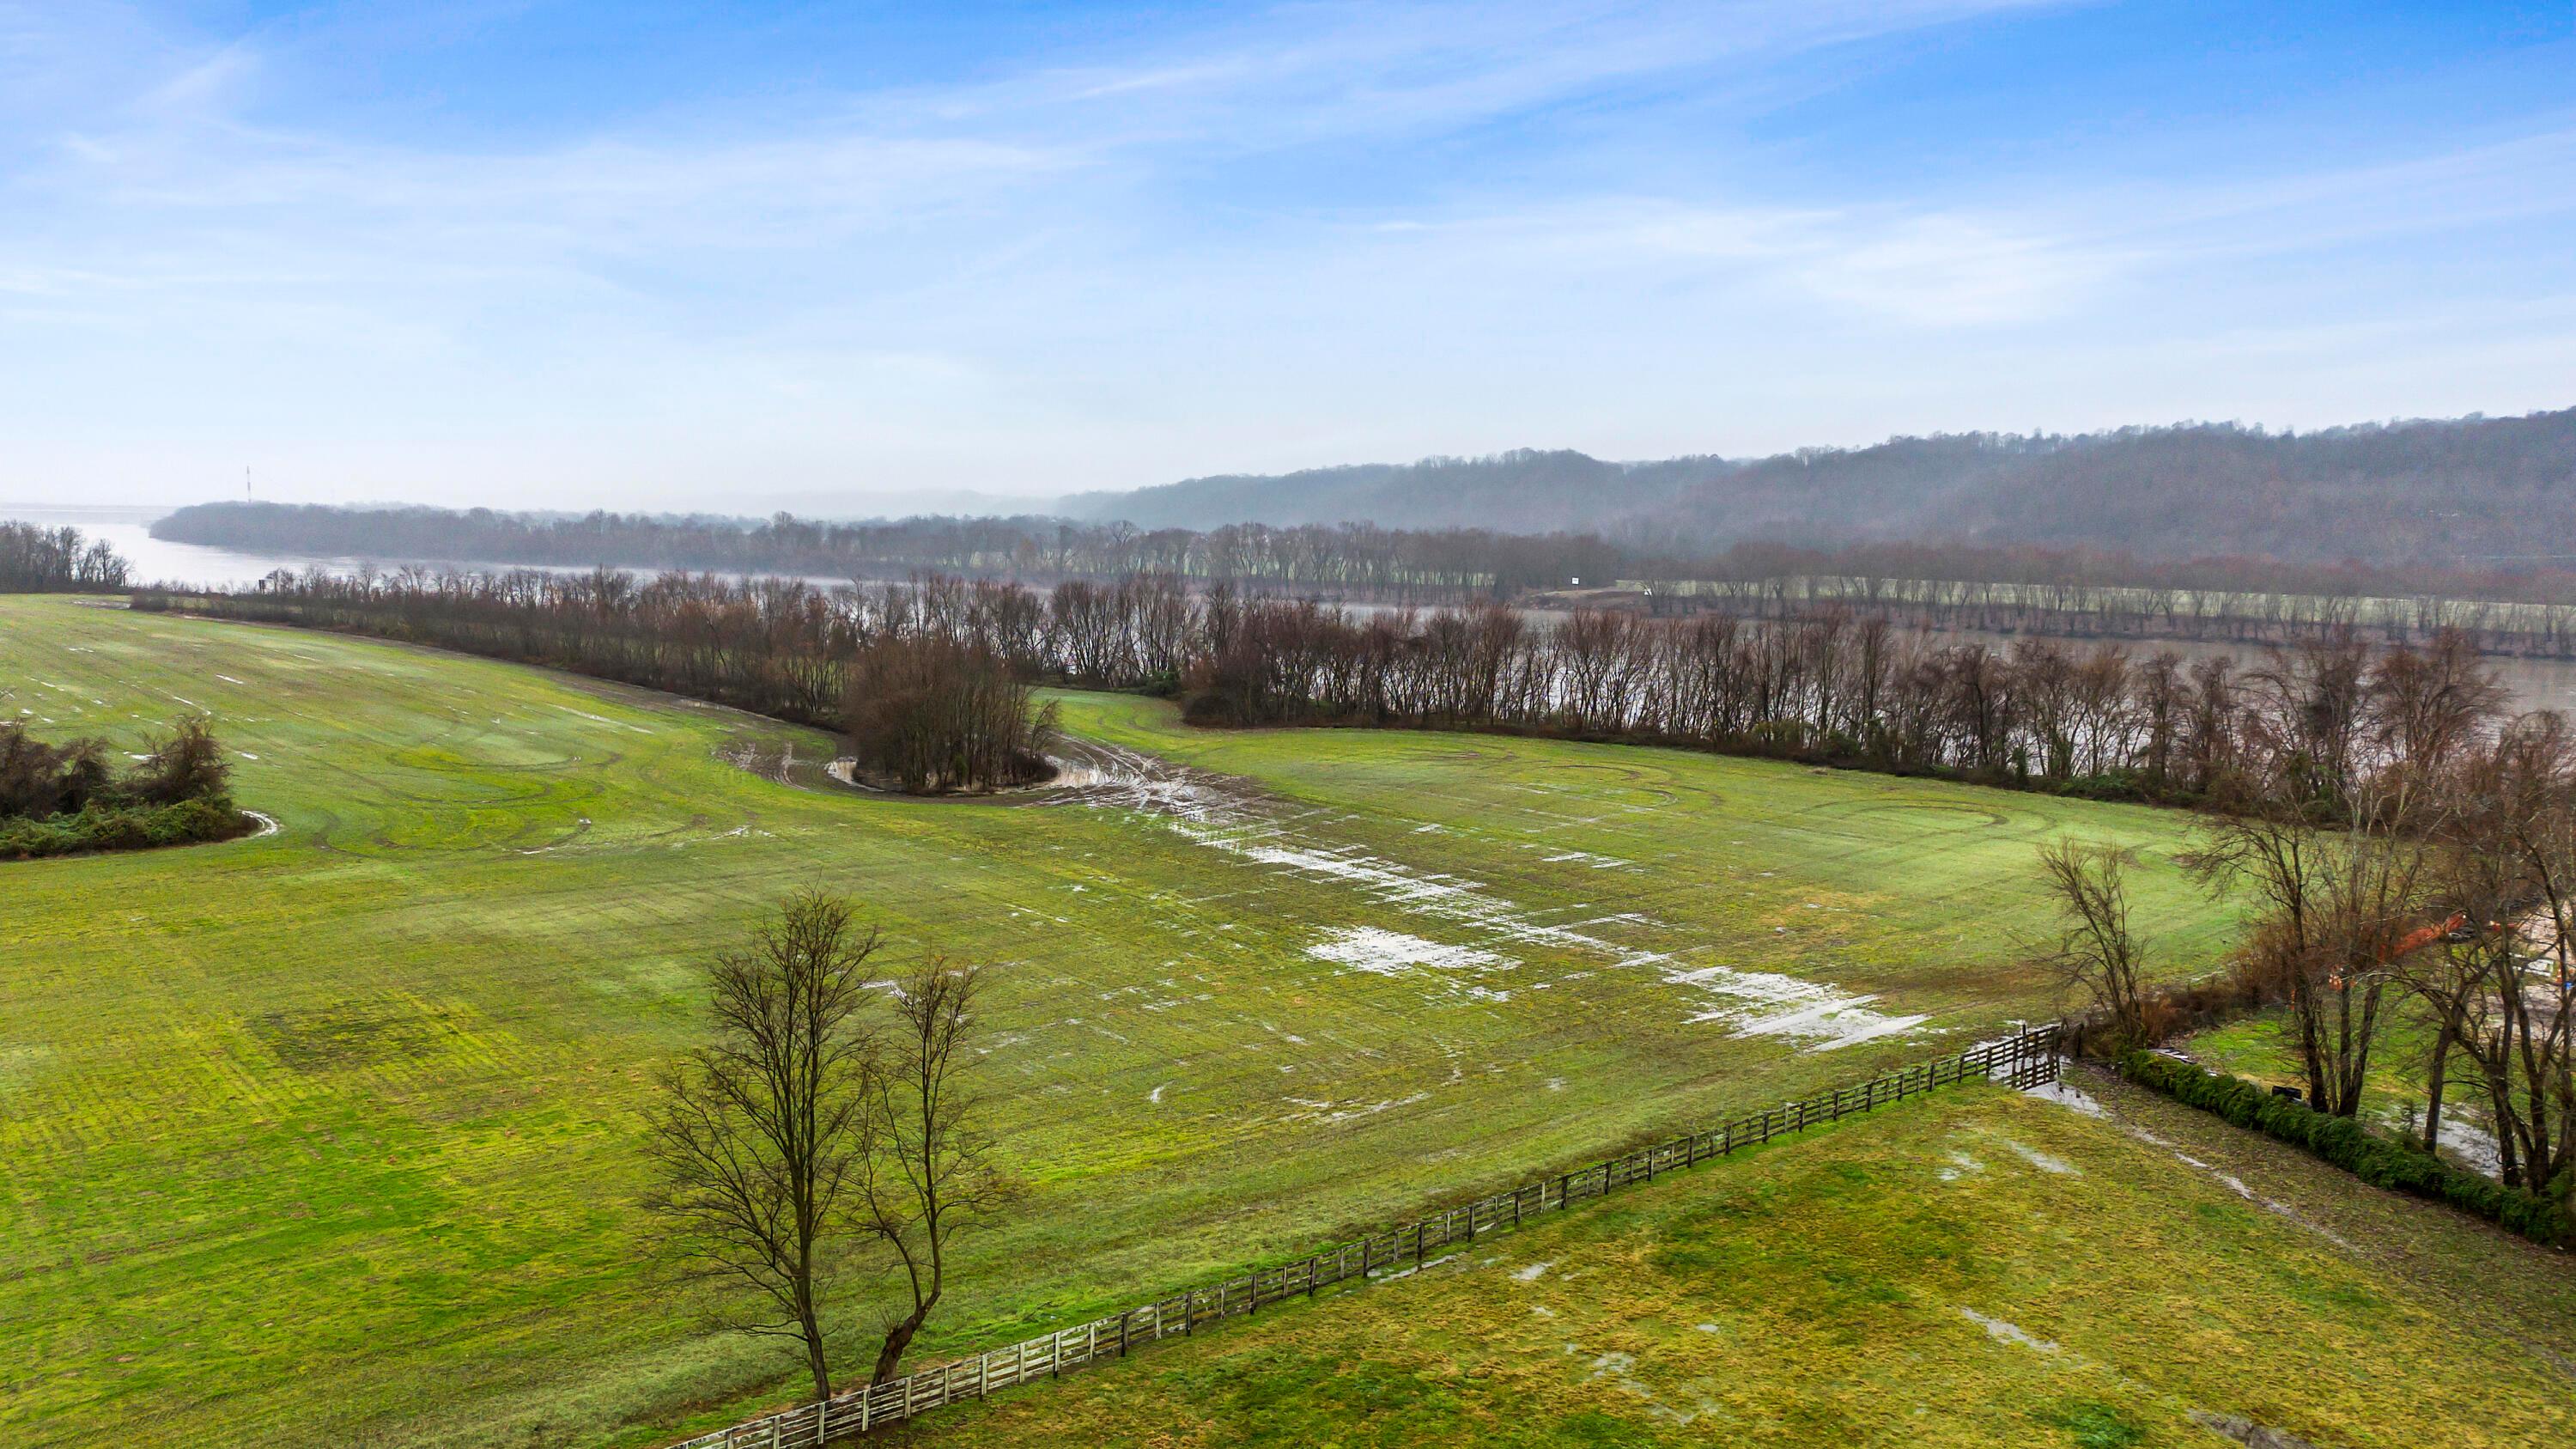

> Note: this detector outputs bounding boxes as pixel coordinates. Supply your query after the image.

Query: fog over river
[17,502,2576,715]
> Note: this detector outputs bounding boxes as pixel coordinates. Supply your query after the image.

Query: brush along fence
[671,1023,2063,1447]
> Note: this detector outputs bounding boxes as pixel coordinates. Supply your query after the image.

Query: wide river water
[16,502,2576,714]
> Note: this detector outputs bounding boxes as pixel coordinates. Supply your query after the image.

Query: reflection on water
[14,502,2576,715]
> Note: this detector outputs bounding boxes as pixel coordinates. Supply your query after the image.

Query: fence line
[669,1025,2063,1448]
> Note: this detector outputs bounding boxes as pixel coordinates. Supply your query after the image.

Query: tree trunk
[802,1298,832,1402]
[871,1302,931,1387]
[2295,987,2332,1111]
[2421,1002,2461,1154]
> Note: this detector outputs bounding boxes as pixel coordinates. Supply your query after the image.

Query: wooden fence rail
[668,1025,2062,1448]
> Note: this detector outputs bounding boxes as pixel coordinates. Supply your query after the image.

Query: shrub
[2119,1050,2569,1249]
[0,794,251,861]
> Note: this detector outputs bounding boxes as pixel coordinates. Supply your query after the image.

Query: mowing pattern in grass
[896,1079,2576,1449]
[1,599,2234,1448]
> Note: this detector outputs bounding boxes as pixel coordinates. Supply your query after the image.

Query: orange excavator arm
[2388,912,2469,959]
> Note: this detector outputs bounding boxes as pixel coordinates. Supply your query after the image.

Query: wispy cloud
[0,1,2568,507]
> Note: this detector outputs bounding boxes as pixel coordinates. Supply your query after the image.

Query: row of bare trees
[1184,600,2505,813]
[645,892,1009,1399]
[155,502,1632,600]
[156,569,2518,813]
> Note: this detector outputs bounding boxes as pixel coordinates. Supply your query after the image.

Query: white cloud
[0,1,2567,509]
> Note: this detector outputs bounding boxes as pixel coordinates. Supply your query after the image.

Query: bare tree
[2034,840,2150,1047]
[860,959,1012,1385]
[134,714,231,805]
[2451,716,2576,1198]
[2366,630,2506,787]
[644,892,880,1400]
[2193,802,2428,1116]
[2398,868,2504,1158]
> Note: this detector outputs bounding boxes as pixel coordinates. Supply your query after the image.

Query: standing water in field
[1050,740,1929,1050]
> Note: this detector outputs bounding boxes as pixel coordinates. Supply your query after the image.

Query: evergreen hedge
[2118,1050,2568,1248]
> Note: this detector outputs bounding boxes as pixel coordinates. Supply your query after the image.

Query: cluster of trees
[843,636,1057,792]
[0,712,246,859]
[155,568,2524,812]
[2041,724,2574,1227]
[0,521,131,593]
[645,891,1007,1397]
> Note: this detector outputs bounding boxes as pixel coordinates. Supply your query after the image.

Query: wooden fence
[668,1024,2063,1448]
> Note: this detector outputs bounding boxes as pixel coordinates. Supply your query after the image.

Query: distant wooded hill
[1070,409,2576,568]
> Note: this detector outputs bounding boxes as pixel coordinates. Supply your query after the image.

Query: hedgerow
[2118,1050,2568,1248]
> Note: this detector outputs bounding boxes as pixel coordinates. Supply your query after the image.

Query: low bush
[2119,1050,2569,1248]
[0,794,251,860]
[0,714,252,859]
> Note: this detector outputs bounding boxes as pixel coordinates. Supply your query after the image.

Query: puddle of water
[2022,1079,2105,1117]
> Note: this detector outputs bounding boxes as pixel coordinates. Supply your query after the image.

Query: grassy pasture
[898,1078,2576,1449]
[1,597,2238,1446]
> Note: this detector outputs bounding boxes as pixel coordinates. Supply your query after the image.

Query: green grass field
[893,1076,2576,1449]
[1,597,2246,1446]
[2181,1007,2518,1181]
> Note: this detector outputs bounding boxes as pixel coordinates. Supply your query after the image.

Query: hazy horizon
[4,2,2571,514]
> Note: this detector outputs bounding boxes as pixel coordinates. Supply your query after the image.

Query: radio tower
[245,465,253,502]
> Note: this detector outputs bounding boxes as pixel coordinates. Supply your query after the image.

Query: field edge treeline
[135,568,2521,819]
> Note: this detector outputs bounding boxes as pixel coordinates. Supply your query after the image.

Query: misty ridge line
[139,405,2576,604]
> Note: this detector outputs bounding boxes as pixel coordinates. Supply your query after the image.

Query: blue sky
[2,1,2571,511]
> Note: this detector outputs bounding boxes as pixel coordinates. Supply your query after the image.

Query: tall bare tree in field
[2034,840,2150,1047]
[861,959,1011,1385]
[644,892,881,1400]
